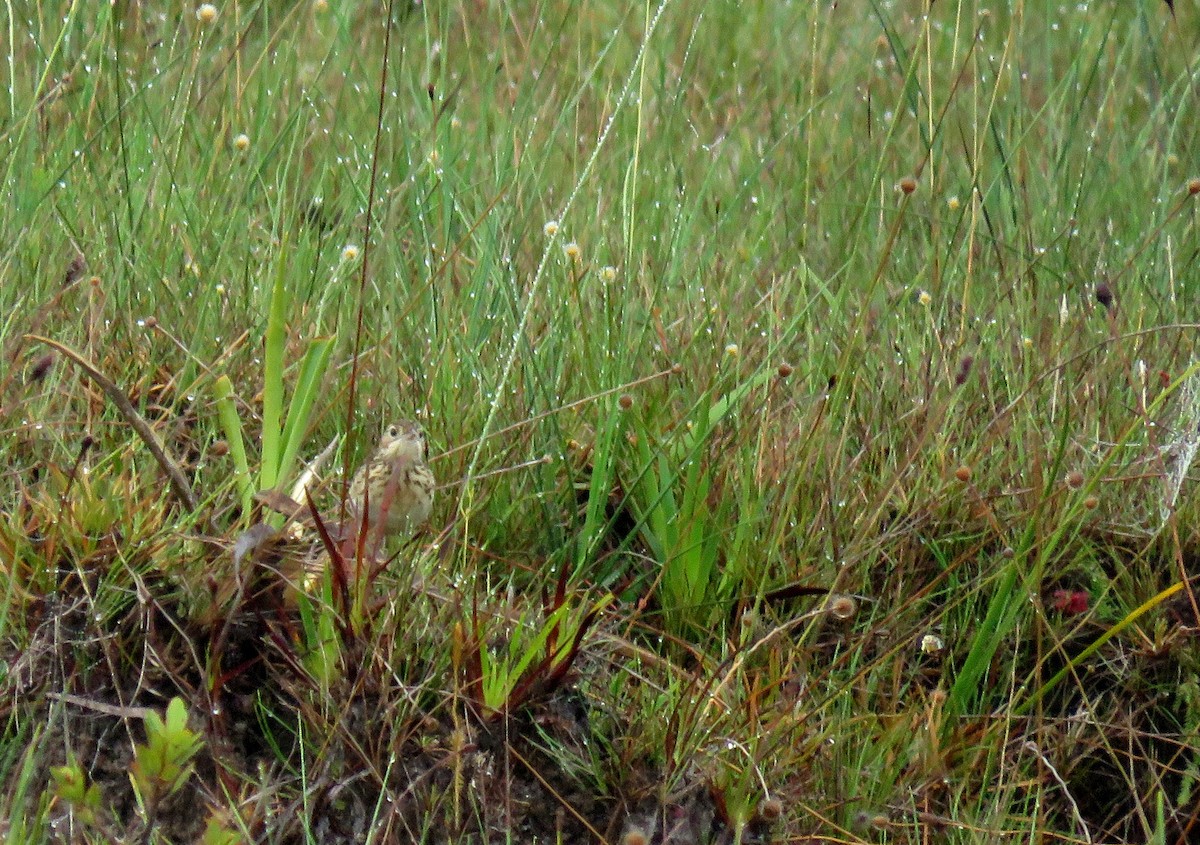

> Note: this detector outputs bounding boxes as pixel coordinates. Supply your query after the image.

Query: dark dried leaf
[28,353,54,382]
[64,253,86,286]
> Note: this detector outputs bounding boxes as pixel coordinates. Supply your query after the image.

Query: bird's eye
[387,425,399,437]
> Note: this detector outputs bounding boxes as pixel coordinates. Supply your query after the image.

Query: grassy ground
[3,0,1200,842]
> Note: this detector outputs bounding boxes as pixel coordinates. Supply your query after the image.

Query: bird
[348,420,435,542]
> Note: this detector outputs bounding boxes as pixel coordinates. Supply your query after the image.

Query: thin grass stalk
[259,245,289,492]
[213,375,253,516]
[277,336,335,494]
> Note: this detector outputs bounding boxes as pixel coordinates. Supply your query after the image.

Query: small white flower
[341,245,360,261]
[920,634,943,655]
[563,242,581,261]
[600,266,617,282]
[724,343,739,357]
[917,290,932,306]
[196,4,218,23]
[232,133,250,152]
[543,220,559,238]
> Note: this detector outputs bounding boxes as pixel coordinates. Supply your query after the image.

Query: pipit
[348,420,435,541]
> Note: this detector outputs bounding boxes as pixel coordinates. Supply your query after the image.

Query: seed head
[827,594,858,620]
[1095,282,1113,310]
[621,830,649,845]
[210,439,230,457]
[1188,178,1200,196]
[954,356,974,386]
[1084,495,1099,510]
[777,362,793,378]
[954,464,972,483]
[233,133,250,152]
[899,176,917,194]
[757,798,784,821]
[196,4,218,23]
[618,394,633,410]
[851,810,873,830]
[1066,470,1084,490]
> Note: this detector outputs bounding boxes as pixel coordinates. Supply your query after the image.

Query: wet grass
[3,1,1200,842]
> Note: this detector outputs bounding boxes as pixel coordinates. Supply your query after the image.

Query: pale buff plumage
[348,420,435,540]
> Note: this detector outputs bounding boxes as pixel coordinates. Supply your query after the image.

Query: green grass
[3,0,1200,842]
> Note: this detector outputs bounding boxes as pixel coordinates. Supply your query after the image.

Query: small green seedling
[202,812,247,845]
[128,698,203,808]
[49,756,102,827]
